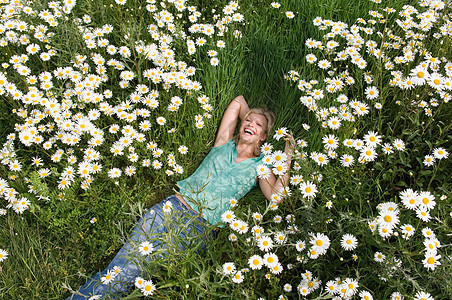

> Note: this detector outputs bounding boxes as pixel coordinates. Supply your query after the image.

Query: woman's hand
[259,133,295,204]
[283,133,295,158]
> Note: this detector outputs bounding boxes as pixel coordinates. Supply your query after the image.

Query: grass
[0,0,451,299]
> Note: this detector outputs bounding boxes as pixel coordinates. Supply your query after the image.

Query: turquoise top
[176,139,263,225]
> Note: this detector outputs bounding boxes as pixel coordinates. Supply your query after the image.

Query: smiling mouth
[244,128,254,135]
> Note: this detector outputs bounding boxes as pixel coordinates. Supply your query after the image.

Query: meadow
[0,0,451,299]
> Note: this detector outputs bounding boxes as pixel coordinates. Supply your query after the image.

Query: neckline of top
[232,140,260,164]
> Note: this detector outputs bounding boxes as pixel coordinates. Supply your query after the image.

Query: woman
[67,95,293,299]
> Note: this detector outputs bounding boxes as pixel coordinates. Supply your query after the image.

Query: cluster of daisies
[0,0,245,215]
[257,127,320,201]
[306,131,406,168]
[97,264,156,296]
[423,147,449,167]
[369,189,444,273]
[285,0,451,144]
[0,141,32,214]
[324,277,361,299]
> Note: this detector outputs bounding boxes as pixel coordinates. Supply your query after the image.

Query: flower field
[0,0,451,299]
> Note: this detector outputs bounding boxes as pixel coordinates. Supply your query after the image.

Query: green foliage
[0,0,451,299]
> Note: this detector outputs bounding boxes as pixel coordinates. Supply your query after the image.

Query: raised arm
[259,134,295,203]
[214,95,250,147]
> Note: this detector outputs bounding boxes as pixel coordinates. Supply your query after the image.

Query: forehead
[247,113,267,124]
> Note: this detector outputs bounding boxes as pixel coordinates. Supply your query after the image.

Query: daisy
[327,117,341,130]
[299,181,318,198]
[295,240,306,252]
[256,164,271,180]
[393,139,405,151]
[306,54,317,63]
[359,146,378,162]
[101,270,116,284]
[248,255,263,270]
[432,147,449,159]
[138,241,154,256]
[309,232,330,254]
[424,238,440,252]
[325,280,338,295]
[290,174,303,186]
[390,292,403,300]
[220,210,236,224]
[285,11,295,18]
[365,86,379,99]
[273,127,288,140]
[377,210,399,229]
[162,200,172,213]
[0,249,8,262]
[258,235,274,252]
[261,142,273,155]
[414,291,434,300]
[422,228,436,239]
[124,166,136,176]
[141,280,156,296]
[210,57,219,66]
[134,277,145,289]
[340,154,354,167]
[322,134,339,150]
[283,283,292,292]
[274,232,287,245]
[313,152,329,166]
[223,262,236,275]
[263,252,279,268]
[374,251,385,262]
[251,225,264,238]
[195,120,204,129]
[418,191,436,211]
[363,131,382,147]
[228,233,237,242]
[152,160,162,169]
[401,224,415,239]
[272,162,287,176]
[341,234,358,251]
[318,59,331,69]
[416,208,431,222]
[38,168,51,178]
[399,188,419,210]
[381,143,394,154]
[232,271,244,283]
[156,116,166,125]
[270,263,283,275]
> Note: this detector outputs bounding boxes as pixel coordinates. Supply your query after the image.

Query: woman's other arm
[259,134,295,203]
[214,95,250,147]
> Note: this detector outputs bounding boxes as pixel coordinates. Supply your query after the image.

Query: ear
[260,133,267,142]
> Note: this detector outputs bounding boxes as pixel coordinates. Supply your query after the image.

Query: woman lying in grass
[67,95,294,299]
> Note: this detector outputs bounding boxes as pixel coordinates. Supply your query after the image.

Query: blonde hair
[234,106,276,156]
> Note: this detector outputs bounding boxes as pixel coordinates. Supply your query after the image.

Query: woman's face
[239,113,268,145]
